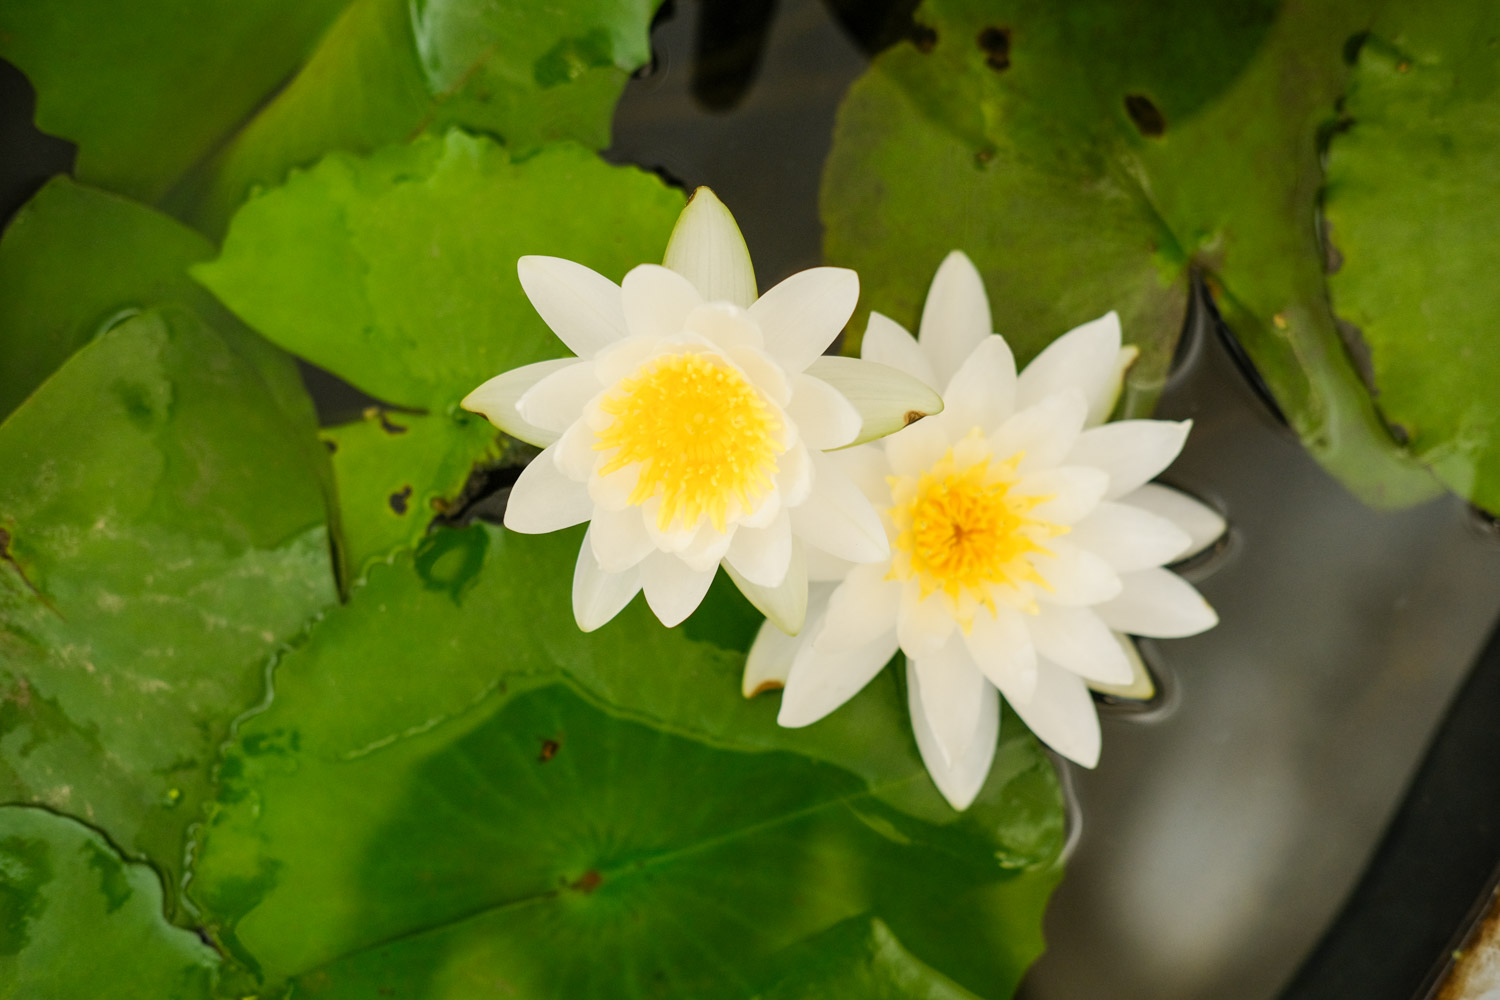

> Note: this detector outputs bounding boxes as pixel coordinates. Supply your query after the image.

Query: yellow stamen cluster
[887,431,1065,621]
[595,351,782,533]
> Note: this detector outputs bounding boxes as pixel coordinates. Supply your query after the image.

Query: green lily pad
[1323,4,1500,514]
[751,917,985,1000]
[196,131,684,577]
[189,524,1063,996]
[0,306,336,892]
[0,806,220,998]
[823,0,1440,508]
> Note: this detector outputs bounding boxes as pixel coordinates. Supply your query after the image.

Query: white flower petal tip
[861,311,938,389]
[462,359,576,447]
[919,250,993,386]
[516,256,629,358]
[726,540,808,635]
[1123,483,1229,564]
[751,267,860,372]
[1087,633,1158,702]
[1096,568,1218,639]
[1018,310,1123,422]
[1069,419,1192,500]
[805,356,943,448]
[743,619,799,697]
[572,537,641,632]
[1094,344,1141,427]
[908,659,999,811]
[662,187,758,309]
[777,629,899,729]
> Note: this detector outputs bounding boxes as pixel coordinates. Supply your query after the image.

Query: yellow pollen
[886,429,1067,624]
[594,351,782,533]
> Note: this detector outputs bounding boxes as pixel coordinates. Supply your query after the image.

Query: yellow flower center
[595,351,782,533]
[887,430,1064,618]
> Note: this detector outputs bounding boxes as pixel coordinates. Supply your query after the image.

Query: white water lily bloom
[463,189,941,634]
[743,251,1226,810]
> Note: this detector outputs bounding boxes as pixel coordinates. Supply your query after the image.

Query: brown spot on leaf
[976,26,1010,70]
[1124,94,1166,137]
[539,738,560,763]
[570,869,603,893]
[911,23,937,52]
[364,406,409,435]
[388,486,413,515]
[323,438,338,454]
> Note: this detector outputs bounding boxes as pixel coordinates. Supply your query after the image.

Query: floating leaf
[0,306,335,890]
[822,0,1440,508]
[1324,3,1500,513]
[0,806,220,998]
[197,132,683,576]
[189,524,1063,997]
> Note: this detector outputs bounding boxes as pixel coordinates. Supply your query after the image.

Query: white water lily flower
[463,189,941,634]
[743,251,1226,810]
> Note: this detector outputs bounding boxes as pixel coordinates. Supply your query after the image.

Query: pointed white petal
[787,373,862,450]
[515,360,601,432]
[897,586,956,658]
[724,511,793,587]
[502,448,593,533]
[462,359,576,446]
[744,619,802,697]
[1067,501,1192,572]
[1026,605,1134,684]
[748,267,859,372]
[986,389,1088,471]
[941,335,1016,435]
[1120,483,1227,562]
[589,505,656,573]
[962,605,1038,702]
[1088,633,1157,701]
[861,311,938,389]
[1017,311,1121,415]
[804,356,942,447]
[909,659,999,810]
[639,551,717,627]
[726,538,808,634]
[1009,659,1102,768]
[815,563,901,653]
[918,251,993,387]
[1095,568,1218,637]
[1014,466,1109,526]
[789,450,889,564]
[620,263,703,339]
[779,627,899,728]
[572,536,641,632]
[662,187,757,309]
[910,638,989,766]
[1067,420,1192,500]
[1032,541,1122,606]
[1089,345,1140,427]
[516,256,629,359]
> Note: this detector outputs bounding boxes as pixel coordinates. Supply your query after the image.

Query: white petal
[815,562,901,653]
[910,637,989,766]
[726,538,808,634]
[804,543,855,582]
[555,418,597,479]
[861,311,938,389]
[724,511,793,587]
[986,389,1088,472]
[779,628,899,728]
[962,605,1037,702]
[884,411,951,477]
[748,267,859,372]
[1095,568,1218,638]
[1017,311,1121,415]
[897,586,956,658]
[502,448,593,533]
[620,264,703,339]
[739,488,782,530]
[1067,501,1192,572]
[940,335,1016,435]
[462,359,576,447]
[787,373,862,450]
[1089,345,1139,428]
[1120,483,1227,562]
[685,302,763,352]
[1088,633,1157,701]
[788,450,889,564]
[909,660,999,810]
[589,460,640,511]
[1013,466,1109,526]
[726,344,790,406]
[516,256,629,359]
[743,619,801,697]
[572,536,641,632]
[1008,659,1102,768]
[918,251,993,387]
[1026,606,1134,684]
[776,440,814,509]
[1067,420,1192,500]
[1032,541,1122,606]
[589,504,655,573]
[515,360,601,432]
[804,356,943,447]
[639,551,718,627]
[676,520,736,573]
[662,187,757,309]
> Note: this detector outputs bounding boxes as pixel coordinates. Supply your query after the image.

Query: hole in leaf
[1124,94,1166,137]
[388,485,413,515]
[976,26,1010,70]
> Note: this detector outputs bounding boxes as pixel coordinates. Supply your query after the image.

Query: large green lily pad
[189,524,1063,997]
[1324,3,1500,514]
[197,132,684,578]
[823,0,1440,508]
[0,806,220,998]
[0,306,335,892]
